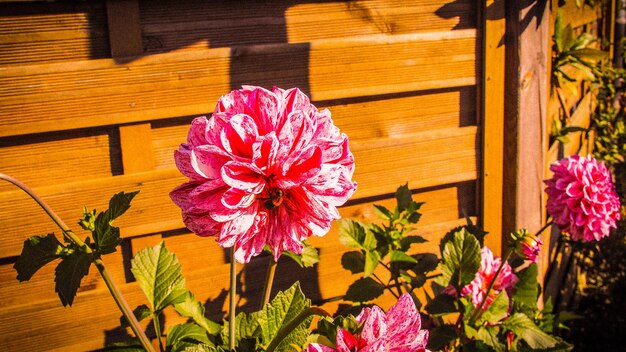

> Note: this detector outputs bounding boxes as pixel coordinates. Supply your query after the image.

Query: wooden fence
[0,0,507,350]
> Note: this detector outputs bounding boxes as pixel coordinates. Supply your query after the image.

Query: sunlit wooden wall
[0,1,496,350]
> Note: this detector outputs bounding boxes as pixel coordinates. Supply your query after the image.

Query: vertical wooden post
[503,1,550,236]
[481,0,506,256]
[105,0,154,175]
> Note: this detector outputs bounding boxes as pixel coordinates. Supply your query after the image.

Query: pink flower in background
[461,247,518,311]
[511,229,543,263]
[306,294,429,352]
[545,155,621,242]
[171,86,356,263]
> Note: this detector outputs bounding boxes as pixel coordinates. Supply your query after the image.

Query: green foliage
[436,227,481,289]
[175,292,222,335]
[280,241,319,268]
[256,282,312,351]
[513,264,540,309]
[14,191,139,307]
[338,184,431,301]
[131,241,188,313]
[505,313,558,350]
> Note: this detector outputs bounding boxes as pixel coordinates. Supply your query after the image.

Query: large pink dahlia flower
[306,294,429,352]
[170,86,356,263]
[461,247,518,311]
[545,155,621,242]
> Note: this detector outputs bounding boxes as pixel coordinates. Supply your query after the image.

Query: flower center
[263,188,285,210]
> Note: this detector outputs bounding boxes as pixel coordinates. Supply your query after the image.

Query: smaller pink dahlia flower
[511,229,543,263]
[545,155,621,242]
[306,294,429,352]
[461,247,518,311]
[170,86,356,263]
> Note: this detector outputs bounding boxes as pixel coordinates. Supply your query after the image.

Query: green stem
[265,307,331,352]
[260,258,277,310]
[1,174,155,352]
[229,247,237,351]
[152,312,164,352]
[536,219,554,238]
[469,248,513,325]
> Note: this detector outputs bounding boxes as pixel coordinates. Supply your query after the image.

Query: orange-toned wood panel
[0,30,475,137]
[0,1,110,66]
[0,125,477,259]
[0,128,121,193]
[138,0,475,54]
[151,87,477,169]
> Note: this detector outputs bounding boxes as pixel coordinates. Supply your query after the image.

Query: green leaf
[373,204,393,220]
[234,311,262,342]
[363,250,381,277]
[55,251,93,306]
[92,191,139,255]
[505,313,558,349]
[344,277,385,302]
[389,250,418,264]
[257,282,312,352]
[131,241,187,313]
[477,326,505,352]
[395,183,413,212]
[425,294,458,316]
[174,292,221,335]
[167,323,212,352]
[479,291,509,324]
[554,10,565,52]
[281,242,319,268]
[120,304,151,328]
[438,228,481,289]
[341,251,365,274]
[14,233,67,281]
[338,220,369,249]
[427,324,458,351]
[513,263,539,309]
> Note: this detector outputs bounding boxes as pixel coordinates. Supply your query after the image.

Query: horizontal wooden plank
[0,1,109,65]
[0,125,477,258]
[152,87,477,169]
[0,29,476,137]
[138,0,476,53]
[0,127,121,193]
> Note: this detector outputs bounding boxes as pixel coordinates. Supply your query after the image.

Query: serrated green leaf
[389,250,418,264]
[14,233,67,281]
[131,242,187,313]
[344,277,385,302]
[395,183,413,212]
[373,204,392,220]
[55,251,93,306]
[174,292,221,335]
[427,324,458,351]
[338,220,367,249]
[93,191,139,255]
[505,313,558,349]
[554,10,565,52]
[479,291,509,324]
[438,228,481,289]
[257,282,312,352]
[363,250,380,278]
[477,326,505,352]
[182,344,220,352]
[513,263,539,309]
[281,242,319,268]
[167,323,212,352]
[341,251,365,274]
[234,311,262,342]
[425,294,458,316]
[120,304,151,328]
